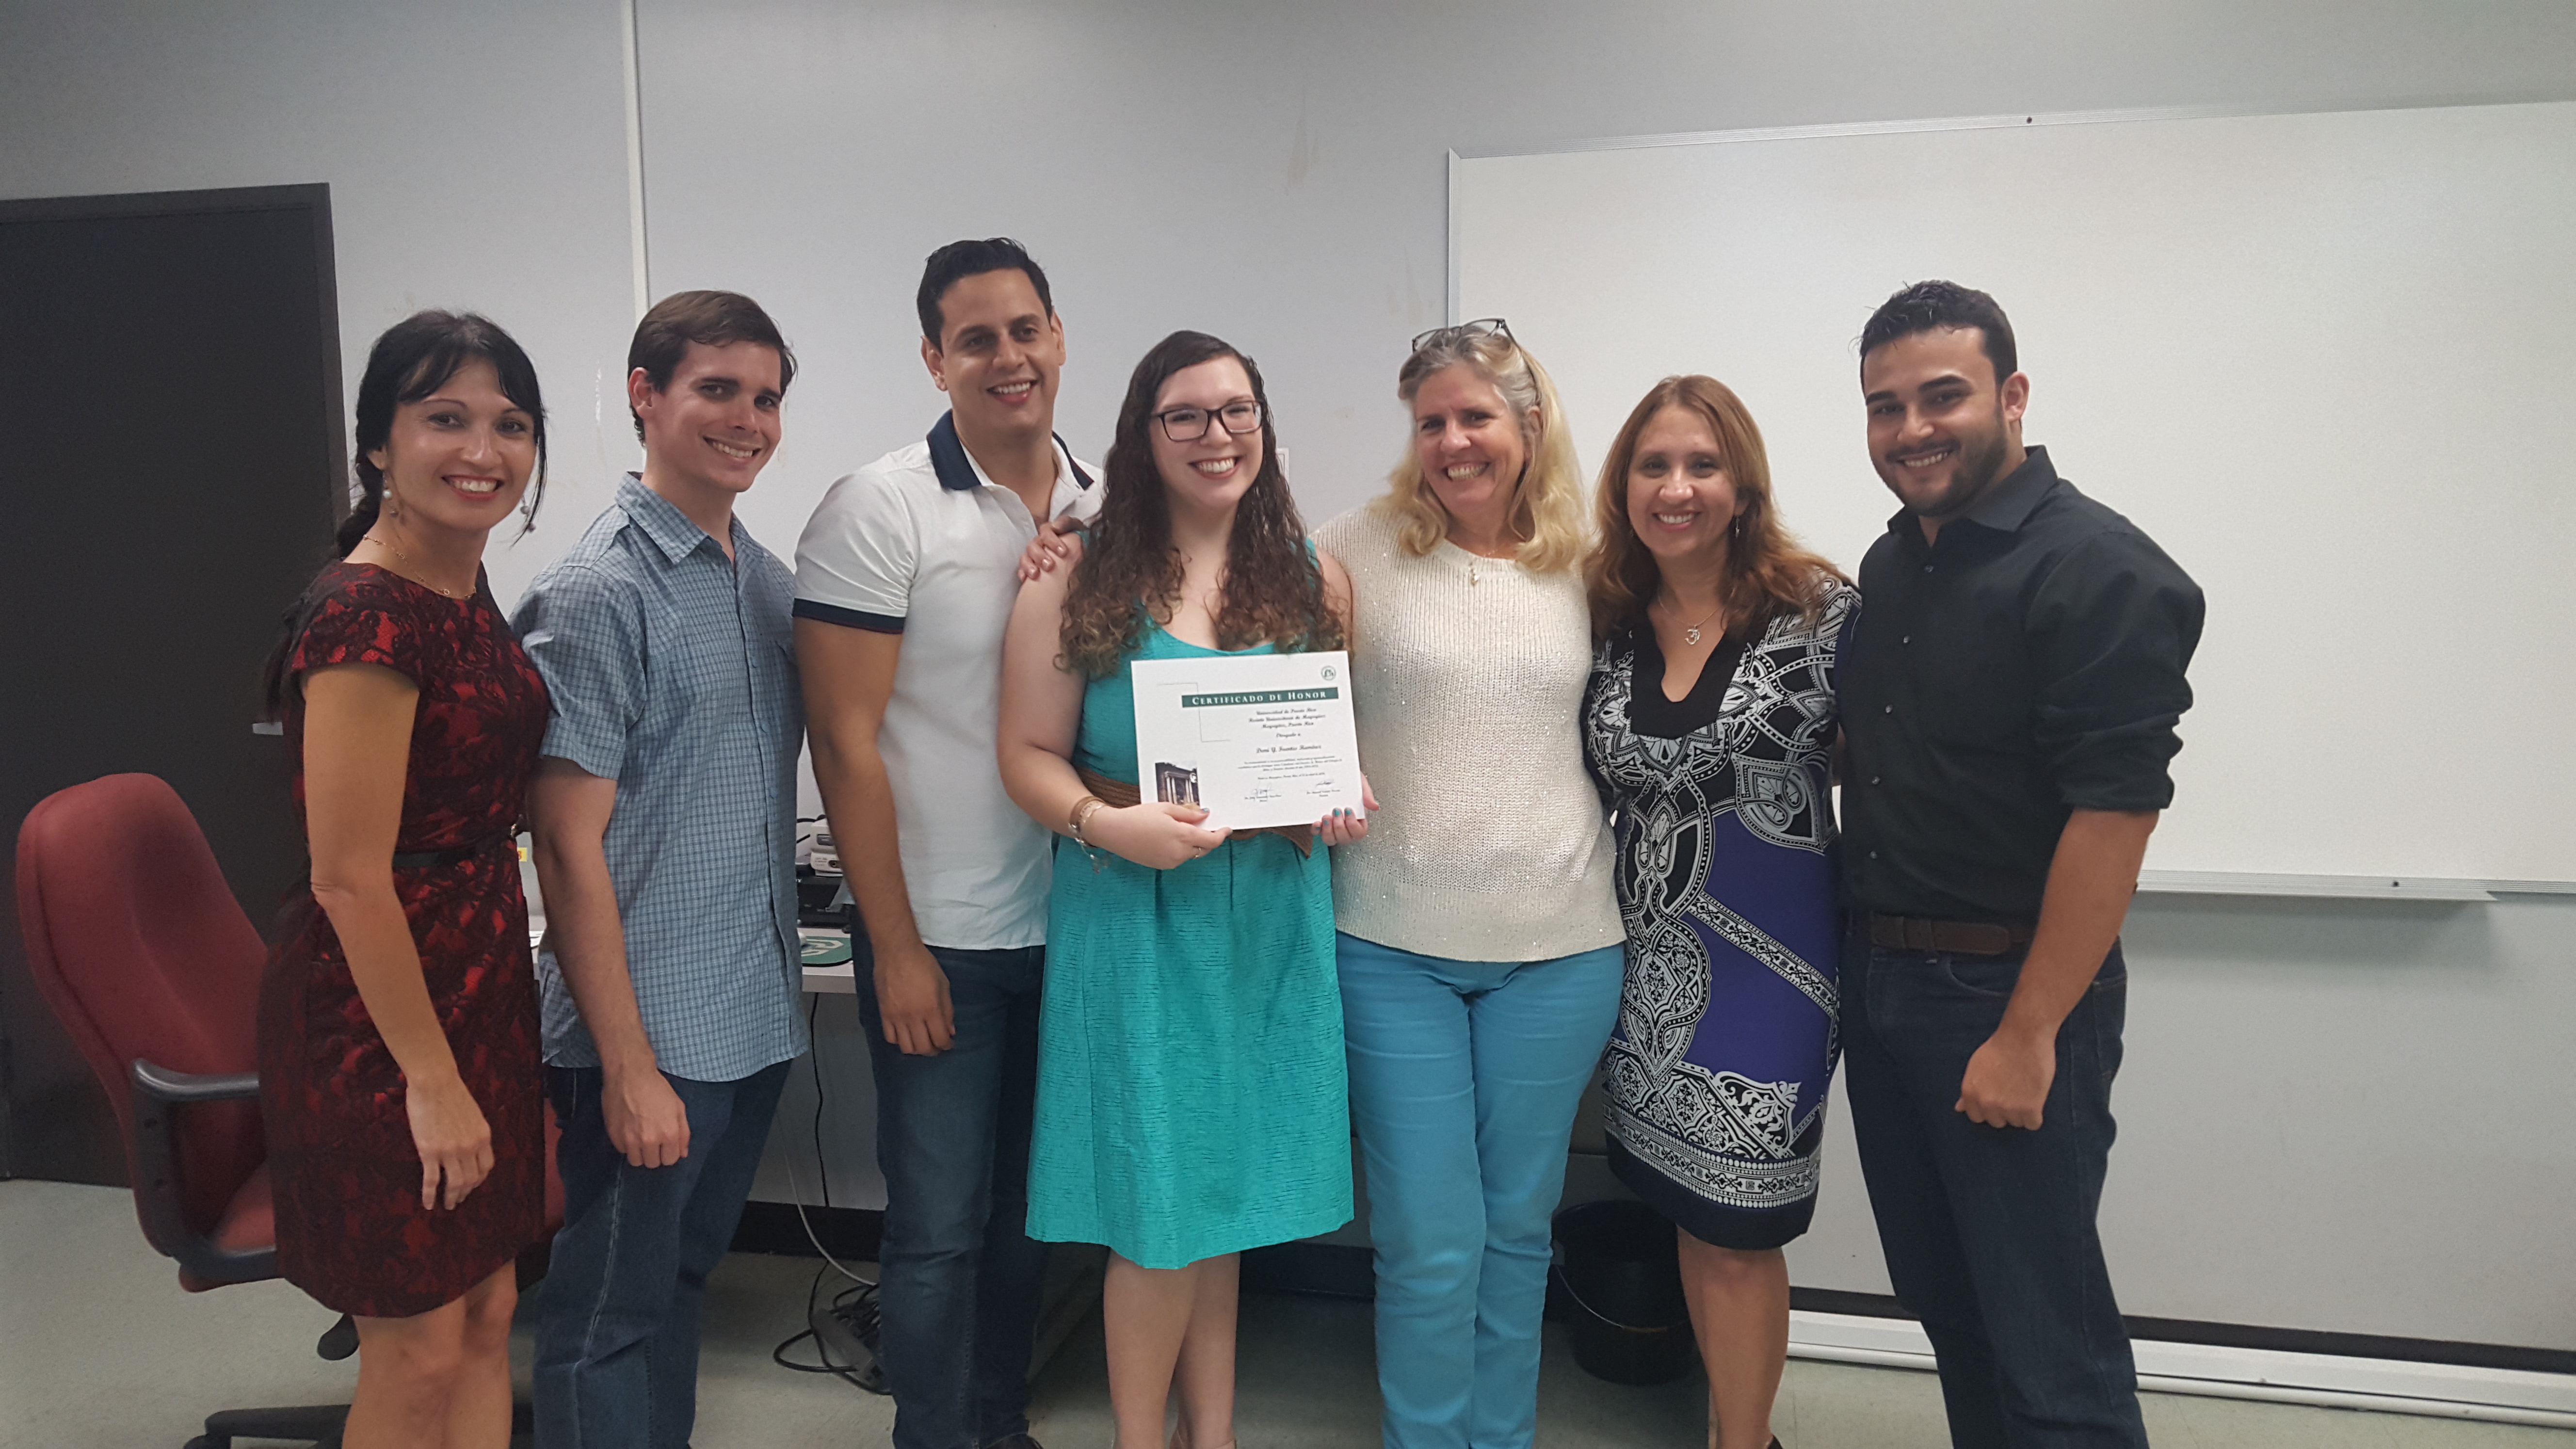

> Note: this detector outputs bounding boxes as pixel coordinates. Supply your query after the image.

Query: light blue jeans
[1337,933,1625,1449]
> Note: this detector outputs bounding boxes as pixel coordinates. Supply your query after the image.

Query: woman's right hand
[1088,801,1230,870]
[404,1071,495,1211]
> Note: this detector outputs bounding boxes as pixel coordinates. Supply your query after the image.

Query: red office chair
[15,773,555,1449]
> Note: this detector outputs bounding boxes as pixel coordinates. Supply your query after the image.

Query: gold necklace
[361,531,462,599]
[1658,592,1723,646]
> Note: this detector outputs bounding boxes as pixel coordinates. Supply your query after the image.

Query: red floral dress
[257,561,549,1318]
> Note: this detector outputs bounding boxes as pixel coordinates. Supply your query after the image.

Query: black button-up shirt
[1841,447,2205,923]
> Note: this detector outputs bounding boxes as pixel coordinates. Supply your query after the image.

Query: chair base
[185,1397,531,1448]
[186,1403,346,1449]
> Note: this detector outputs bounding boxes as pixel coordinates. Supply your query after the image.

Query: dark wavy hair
[264,310,547,710]
[1059,331,1341,679]
[1584,374,1847,641]
[1859,279,2017,384]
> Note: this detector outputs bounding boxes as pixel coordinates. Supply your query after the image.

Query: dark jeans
[535,1058,792,1449]
[853,938,1050,1449]
[1841,921,2148,1449]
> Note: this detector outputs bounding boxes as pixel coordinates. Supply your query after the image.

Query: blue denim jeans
[1840,921,2148,1449]
[853,939,1050,1449]
[1337,933,1625,1449]
[535,1058,792,1449]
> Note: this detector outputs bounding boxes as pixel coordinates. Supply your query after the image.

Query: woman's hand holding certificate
[1087,800,1232,870]
[1315,777,1378,849]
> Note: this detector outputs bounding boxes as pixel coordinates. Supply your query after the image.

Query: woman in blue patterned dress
[1580,375,1855,1449]
[998,330,1367,1449]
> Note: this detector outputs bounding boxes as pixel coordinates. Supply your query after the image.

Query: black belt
[1864,912,2035,957]
[391,835,515,870]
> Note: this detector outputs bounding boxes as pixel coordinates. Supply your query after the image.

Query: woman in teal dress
[999,329,1368,1448]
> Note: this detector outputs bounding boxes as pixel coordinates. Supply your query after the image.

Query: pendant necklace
[1661,593,1723,646]
[362,529,462,599]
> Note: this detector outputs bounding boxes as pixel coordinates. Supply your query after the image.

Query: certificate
[1128,650,1364,830]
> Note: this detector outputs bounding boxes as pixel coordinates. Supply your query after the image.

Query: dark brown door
[0,184,343,1183]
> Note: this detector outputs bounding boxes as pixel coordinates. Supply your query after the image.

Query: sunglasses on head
[1410,317,1515,354]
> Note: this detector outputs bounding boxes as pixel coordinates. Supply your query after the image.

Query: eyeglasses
[1410,317,1515,354]
[1154,400,1263,443]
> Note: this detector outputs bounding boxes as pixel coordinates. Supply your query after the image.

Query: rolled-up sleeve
[2029,530,2206,812]
[511,563,643,782]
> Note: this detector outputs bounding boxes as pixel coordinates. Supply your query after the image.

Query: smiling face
[630,339,784,499]
[1410,363,1531,531]
[923,268,1065,445]
[1149,355,1263,520]
[366,358,537,540]
[1624,404,1742,569]
[1861,326,2028,524]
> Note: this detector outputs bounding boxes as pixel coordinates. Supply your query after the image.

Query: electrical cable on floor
[770,990,888,1394]
[811,992,833,1209]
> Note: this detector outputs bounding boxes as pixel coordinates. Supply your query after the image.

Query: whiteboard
[1456,102,2576,883]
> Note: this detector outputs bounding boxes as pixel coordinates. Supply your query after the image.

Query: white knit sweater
[1315,504,1623,962]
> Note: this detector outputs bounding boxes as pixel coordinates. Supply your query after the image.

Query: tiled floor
[4,1179,2567,1448]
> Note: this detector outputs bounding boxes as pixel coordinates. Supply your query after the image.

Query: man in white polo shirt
[793,238,1098,1449]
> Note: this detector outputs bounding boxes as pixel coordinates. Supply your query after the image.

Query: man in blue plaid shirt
[519,290,807,1449]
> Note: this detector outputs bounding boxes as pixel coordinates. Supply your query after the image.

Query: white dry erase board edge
[1453,99,2576,889]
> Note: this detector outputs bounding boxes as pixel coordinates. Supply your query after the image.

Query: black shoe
[984,1436,1044,1449]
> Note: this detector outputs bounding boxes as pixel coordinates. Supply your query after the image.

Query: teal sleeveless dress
[1025,620,1352,1269]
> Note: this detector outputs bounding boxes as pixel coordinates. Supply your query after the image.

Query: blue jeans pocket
[2088,951,2128,1087]
[1936,952,2022,999]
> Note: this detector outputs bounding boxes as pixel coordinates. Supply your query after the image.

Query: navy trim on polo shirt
[928,411,978,491]
[793,598,904,634]
[926,411,1097,493]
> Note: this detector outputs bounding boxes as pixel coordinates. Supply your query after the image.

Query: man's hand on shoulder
[873,939,956,1055]
[1016,515,1087,582]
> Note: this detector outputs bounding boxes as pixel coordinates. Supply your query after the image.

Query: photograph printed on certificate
[1128,650,1365,831]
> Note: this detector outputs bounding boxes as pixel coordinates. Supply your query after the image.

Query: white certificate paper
[1128,650,1364,830]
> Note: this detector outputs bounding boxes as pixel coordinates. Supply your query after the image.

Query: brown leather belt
[1866,912,2035,957]
[1074,766,1313,858]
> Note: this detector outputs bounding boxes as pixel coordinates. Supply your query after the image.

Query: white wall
[0,0,642,609]
[10,0,2576,1350]
[634,0,2576,543]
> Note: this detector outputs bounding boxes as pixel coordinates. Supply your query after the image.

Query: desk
[799,927,857,995]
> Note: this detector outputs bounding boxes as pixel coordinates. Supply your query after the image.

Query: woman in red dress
[258,311,552,1449]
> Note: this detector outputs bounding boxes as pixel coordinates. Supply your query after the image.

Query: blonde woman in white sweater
[1313,321,1624,1449]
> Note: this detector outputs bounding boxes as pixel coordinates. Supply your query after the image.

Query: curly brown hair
[1583,374,1847,641]
[1060,331,1343,678]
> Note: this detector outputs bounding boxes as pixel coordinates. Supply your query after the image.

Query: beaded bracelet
[1067,794,1109,871]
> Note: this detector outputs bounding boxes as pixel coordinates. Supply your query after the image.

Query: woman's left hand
[1316,775,1379,848]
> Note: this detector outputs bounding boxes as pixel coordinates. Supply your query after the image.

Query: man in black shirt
[1839,281,2203,1448]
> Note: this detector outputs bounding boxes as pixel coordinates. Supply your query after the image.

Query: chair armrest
[128,1058,276,1285]
[131,1060,260,1104]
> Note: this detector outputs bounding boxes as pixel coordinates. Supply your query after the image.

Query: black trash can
[1551,1198,1696,1385]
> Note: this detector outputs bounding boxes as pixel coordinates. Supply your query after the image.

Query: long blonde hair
[1373,327,1588,574]
[1583,374,1848,640]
